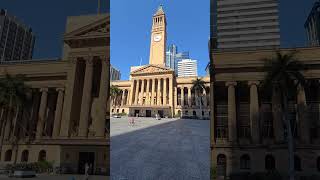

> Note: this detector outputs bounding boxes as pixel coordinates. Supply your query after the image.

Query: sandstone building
[111,6,210,119]
[211,47,320,178]
[0,13,110,175]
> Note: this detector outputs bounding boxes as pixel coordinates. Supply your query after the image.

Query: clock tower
[149,5,167,66]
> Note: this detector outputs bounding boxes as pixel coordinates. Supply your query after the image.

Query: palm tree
[110,85,121,107]
[262,51,306,180]
[192,78,206,119]
[0,74,31,165]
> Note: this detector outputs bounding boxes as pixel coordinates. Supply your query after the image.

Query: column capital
[56,87,65,92]
[86,58,94,66]
[40,88,48,92]
[248,81,260,86]
[225,81,237,87]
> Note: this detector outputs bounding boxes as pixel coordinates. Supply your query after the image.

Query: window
[217,154,227,177]
[4,150,12,162]
[38,150,46,161]
[238,103,250,138]
[202,111,204,116]
[294,155,302,171]
[177,110,181,115]
[193,111,196,116]
[216,104,228,138]
[122,109,125,113]
[265,155,275,171]
[240,154,251,170]
[21,150,29,162]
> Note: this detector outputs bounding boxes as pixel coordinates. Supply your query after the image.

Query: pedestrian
[131,117,135,126]
[85,162,89,179]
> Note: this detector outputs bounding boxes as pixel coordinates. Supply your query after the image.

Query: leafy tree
[262,51,306,180]
[192,78,206,119]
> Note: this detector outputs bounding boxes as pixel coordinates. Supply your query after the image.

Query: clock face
[153,34,162,42]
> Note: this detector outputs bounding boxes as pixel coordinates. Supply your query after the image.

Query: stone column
[146,79,150,105]
[78,59,94,137]
[163,78,167,105]
[134,80,140,105]
[188,87,192,107]
[203,88,207,107]
[52,88,64,138]
[226,82,237,142]
[195,90,199,107]
[95,57,109,137]
[181,86,185,107]
[157,79,161,105]
[174,86,178,107]
[121,90,126,106]
[36,88,49,139]
[297,84,309,144]
[249,81,260,144]
[272,87,284,142]
[129,80,135,105]
[169,78,173,116]
[127,90,130,105]
[151,79,156,105]
[140,79,145,105]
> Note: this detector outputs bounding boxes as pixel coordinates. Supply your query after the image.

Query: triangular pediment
[131,64,173,75]
[64,15,109,41]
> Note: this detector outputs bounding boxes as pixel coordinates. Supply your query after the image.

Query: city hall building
[111,6,210,119]
[211,47,320,178]
[0,13,110,175]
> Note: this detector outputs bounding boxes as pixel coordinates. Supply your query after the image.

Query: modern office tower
[166,44,177,69]
[305,1,320,47]
[177,59,198,77]
[213,0,280,51]
[110,65,121,80]
[0,9,35,62]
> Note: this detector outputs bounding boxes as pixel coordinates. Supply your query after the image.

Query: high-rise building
[177,59,198,77]
[213,0,280,51]
[0,9,35,62]
[166,44,177,69]
[305,1,320,47]
[110,65,121,80]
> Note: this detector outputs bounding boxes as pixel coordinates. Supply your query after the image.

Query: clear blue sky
[1,0,109,59]
[111,1,210,79]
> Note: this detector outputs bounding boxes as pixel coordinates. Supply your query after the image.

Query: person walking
[84,163,90,180]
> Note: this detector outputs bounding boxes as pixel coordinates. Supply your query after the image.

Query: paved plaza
[110,117,210,180]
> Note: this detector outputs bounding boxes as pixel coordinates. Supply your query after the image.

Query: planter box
[13,170,36,178]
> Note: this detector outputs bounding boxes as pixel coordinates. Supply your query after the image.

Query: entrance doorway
[158,110,164,118]
[78,152,95,174]
[134,110,140,117]
[146,110,151,117]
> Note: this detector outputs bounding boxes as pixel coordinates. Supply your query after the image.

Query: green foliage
[210,166,217,180]
[5,161,53,173]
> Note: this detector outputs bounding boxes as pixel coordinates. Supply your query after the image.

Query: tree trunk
[13,106,20,165]
[282,92,294,180]
[199,93,203,119]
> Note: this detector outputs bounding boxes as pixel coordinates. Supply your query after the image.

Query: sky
[0,0,109,59]
[111,0,210,79]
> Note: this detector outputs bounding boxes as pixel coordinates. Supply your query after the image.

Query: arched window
[38,150,46,161]
[240,154,250,170]
[122,109,125,113]
[294,155,302,171]
[177,110,181,115]
[117,109,119,113]
[202,111,205,116]
[217,154,226,177]
[317,157,320,172]
[193,111,196,116]
[265,155,275,171]
[21,150,29,162]
[111,109,114,113]
[4,150,12,162]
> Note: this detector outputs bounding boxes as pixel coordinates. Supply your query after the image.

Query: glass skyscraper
[165,44,189,75]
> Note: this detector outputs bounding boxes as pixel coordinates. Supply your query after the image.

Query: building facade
[0,13,110,175]
[0,9,35,62]
[110,65,121,81]
[177,59,198,77]
[166,44,177,70]
[305,1,320,47]
[111,6,210,119]
[211,47,320,179]
[213,0,280,51]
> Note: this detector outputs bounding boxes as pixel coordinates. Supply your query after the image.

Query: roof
[154,5,165,16]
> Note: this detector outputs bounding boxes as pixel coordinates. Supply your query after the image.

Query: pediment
[131,65,173,75]
[64,16,109,41]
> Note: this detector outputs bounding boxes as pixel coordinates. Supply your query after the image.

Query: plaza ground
[110,117,210,180]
